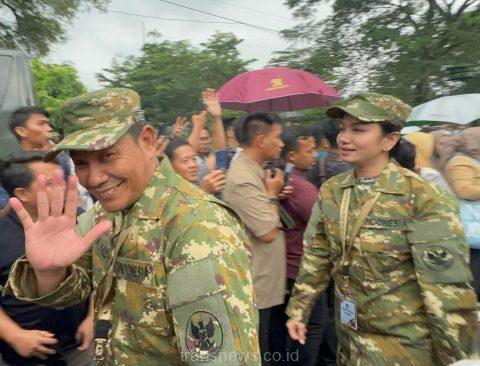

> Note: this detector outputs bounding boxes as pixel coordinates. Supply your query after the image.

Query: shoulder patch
[422,246,454,271]
[186,311,223,361]
[411,240,471,284]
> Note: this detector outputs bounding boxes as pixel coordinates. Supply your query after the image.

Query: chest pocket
[91,236,112,289]
[111,257,172,355]
[321,202,342,256]
[358,215,413,282]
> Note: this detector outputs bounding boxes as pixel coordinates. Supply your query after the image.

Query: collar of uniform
[236,152,265,180]
[338,159,408,194]
[127,157,180,219]
[338,170,356,188]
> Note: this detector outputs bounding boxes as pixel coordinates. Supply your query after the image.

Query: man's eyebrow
[103,146,120,154]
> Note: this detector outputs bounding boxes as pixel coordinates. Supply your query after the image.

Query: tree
[97,32,255,124]
[32,59,86,125]
[272,0,480,104]
[0,0,108,57]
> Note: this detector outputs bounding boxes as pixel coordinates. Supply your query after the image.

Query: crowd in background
[0,88,479,366]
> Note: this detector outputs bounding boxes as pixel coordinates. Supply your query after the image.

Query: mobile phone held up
[284,163,294,184]
[215,150,235,171]
[265,161,276,178]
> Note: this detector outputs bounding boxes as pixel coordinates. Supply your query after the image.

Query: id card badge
[339,294,358,330]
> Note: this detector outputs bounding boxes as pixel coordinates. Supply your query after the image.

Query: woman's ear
[383,132,401,151]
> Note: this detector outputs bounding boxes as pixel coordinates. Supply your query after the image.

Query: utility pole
[142,21,146,46]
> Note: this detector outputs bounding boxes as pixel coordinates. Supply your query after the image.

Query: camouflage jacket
[4,158,260,366]
[286,160,477,366]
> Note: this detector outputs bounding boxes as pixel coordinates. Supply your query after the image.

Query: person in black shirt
[0,152,93,366]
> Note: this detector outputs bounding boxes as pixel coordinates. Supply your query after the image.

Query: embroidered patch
[422,246,454,271]
[113,259,153,283]
[133,109,146,123]
[185,311,223,360]
[364,217,409,230]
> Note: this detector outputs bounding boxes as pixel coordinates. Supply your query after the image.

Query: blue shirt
[0,184,9,209]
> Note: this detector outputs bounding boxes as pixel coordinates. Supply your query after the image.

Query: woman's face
[337,114,398,167]
[171,144,200,182]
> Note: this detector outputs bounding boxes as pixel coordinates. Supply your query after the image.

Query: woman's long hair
[379,122,415,170]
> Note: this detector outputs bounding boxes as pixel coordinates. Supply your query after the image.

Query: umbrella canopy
[279,111,307,122]
[406,94,480,126]
[219,66,340,112]
[401,126,421,135]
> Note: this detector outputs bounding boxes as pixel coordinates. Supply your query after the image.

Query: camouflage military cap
[326,92,411,127]
[44,88,145,161]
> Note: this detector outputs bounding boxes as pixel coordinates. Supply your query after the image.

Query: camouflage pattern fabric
[44,88,145,161]
[327,92,411,127]
[4,157,260,366]
[287,160,478,366]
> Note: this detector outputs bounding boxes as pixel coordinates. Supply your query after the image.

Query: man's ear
[226,127,235,139]
[14,126,28,139]
[138,125,158,158]
[13,187,28,203]
[253,133,265,149]
[286,150,296,164]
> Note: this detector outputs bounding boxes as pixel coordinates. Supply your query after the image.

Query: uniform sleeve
[164,217,261,366]
[408,182,477,362]
[286,196,332,324]
[2,211,94,310]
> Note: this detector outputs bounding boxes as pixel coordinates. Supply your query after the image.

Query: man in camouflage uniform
[3,88,260,365]
[286,93,477,365]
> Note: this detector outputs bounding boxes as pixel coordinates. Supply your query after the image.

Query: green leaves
[96,32,254,126]
[0,0,108,56]
[276,0,480,105]
[32,59,86,127]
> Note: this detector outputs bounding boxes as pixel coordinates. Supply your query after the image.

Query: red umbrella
[218,66,340,112]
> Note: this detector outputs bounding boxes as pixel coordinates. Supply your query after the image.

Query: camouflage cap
[44,88,145,161]
[326,92,411,127]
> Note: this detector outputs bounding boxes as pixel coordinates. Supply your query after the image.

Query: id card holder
[339,294,358,330]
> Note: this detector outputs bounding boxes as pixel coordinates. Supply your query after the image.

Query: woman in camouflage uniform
[285,92,477,366]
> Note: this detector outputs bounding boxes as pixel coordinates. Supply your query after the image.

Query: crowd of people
[0,87,478,366]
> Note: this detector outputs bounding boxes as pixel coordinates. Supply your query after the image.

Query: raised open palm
[9,170,111,272]
[202,88,222,118]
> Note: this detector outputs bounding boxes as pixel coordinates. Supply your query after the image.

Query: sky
[45,0,330,90]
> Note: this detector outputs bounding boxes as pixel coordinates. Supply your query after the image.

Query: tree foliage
[32,59,86,125]
[97,32,255,124]
[0,0,108,56]
[272,0,480,104]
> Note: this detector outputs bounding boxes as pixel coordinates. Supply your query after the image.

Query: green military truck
[0,49,36,158]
